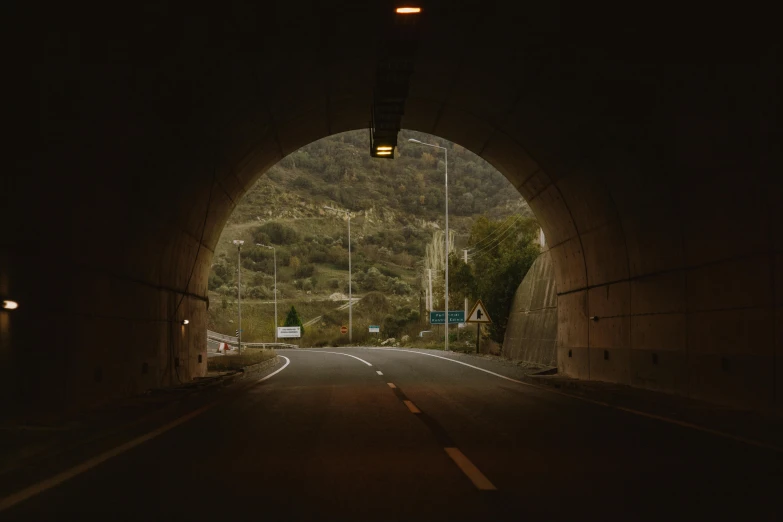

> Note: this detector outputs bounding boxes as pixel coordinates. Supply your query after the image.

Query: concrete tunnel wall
[2,1,781,416]
[503,250,558,368]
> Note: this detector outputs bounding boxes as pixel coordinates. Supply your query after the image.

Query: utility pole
[428,268,433,311]
[410,138,449,352]
[233,240,244,354]
[463,249,469,319]
[324,206,352,343]
[256,243,277,342]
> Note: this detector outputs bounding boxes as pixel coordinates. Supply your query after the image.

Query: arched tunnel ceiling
[3,1,781,413]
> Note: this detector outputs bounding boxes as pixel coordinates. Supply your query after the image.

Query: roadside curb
[239,355,281,379]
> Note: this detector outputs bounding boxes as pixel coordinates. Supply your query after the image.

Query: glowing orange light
[396,7,421,14]
[376,151,393,155]
[376,146,393,151]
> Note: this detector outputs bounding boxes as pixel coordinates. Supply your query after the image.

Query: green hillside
[208,129,534,346]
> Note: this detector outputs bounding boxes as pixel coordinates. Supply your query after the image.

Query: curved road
[3,348,781,520]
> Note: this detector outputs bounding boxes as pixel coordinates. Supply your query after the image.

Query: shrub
[253,222,300,245]
[294,264,316,278]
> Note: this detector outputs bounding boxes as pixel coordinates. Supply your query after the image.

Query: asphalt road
[3,348,781,521]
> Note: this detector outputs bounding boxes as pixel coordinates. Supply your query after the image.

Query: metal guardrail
[207,330,238,343]
[207,331,298,350]
[242,343,300,349]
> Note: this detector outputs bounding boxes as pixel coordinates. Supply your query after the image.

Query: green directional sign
[429,310,465,325]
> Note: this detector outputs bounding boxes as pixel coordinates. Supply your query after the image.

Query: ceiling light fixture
[396,7,421,14]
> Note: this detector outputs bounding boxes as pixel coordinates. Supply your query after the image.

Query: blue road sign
[429,310,465,325]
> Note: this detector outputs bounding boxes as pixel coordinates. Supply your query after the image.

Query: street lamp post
[232,239,245,354]
[256,243,278,342]
[324,206,352,343]
[409,138,449,352]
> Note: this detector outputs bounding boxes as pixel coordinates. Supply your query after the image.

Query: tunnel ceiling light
[2,300,19,310]
[182,319,189,325]
[396,7,421,14]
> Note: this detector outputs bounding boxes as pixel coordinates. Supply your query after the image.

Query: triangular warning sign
[466,299,492,323]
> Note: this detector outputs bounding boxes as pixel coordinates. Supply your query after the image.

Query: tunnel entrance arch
[4,1,780,416]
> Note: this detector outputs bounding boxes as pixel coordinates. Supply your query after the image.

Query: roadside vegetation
[207,349,276,372]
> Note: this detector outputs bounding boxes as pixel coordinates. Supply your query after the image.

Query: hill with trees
[208,129,537,348]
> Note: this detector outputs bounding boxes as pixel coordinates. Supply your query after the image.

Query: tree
[456,216,539,343]
[284,305,304,335]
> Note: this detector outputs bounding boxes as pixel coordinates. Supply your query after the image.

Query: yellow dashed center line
[387,383,397,389]
[403,400,421,413]
[444,448,497,490]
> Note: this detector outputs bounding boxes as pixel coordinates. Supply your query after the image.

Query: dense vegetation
[208,129,536,347]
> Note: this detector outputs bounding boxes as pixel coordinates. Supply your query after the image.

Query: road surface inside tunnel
[2,348,780,521]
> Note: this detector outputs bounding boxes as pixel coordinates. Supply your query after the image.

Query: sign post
[466,300,492,354]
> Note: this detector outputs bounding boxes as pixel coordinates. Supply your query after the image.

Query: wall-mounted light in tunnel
[182,319,189,325]
[376,146,393,151]
[396,7,422,14]
[2,300,19,310]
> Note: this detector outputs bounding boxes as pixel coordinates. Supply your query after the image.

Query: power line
[467,221,521,258]
[464,214,522,251]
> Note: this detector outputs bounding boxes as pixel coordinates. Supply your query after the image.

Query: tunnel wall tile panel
[589,317,630,351]
[688,308,774,357]
[517,168,551,202]
[558,346,590,380]
[589,346,630,385]
[556,173,619,234]
[631,271,686,315]
[621,213,685,277]
[480,133,541,190]
[527,184,577,246]
[686,255,774,312]
[774,253,783,308]
[549,237,586,294]
[433,106,497,154]
[581,220,630,287]
[588,282,629,318]
[687,354,775,408]
[557,291,588,348]
[682,182,771,266]
[776,307,782,405]
[630,314,686,352]
[630,349,688,395]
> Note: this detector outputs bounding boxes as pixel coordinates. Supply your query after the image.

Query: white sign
[466,299,492,324]
[277,326,301,338]
[369,325,380,333]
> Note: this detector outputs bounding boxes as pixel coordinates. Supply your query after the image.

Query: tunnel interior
[3,1,780,416]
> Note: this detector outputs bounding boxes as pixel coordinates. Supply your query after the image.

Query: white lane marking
[444,448,497,490]
[368,347,532,386]
[0,356,293,513]
[403,400,421,414]
[387,383,397,389]
[376,370,383,375]
[366,348,783,454]
[319,351,373,366]
[256,355,290,382]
